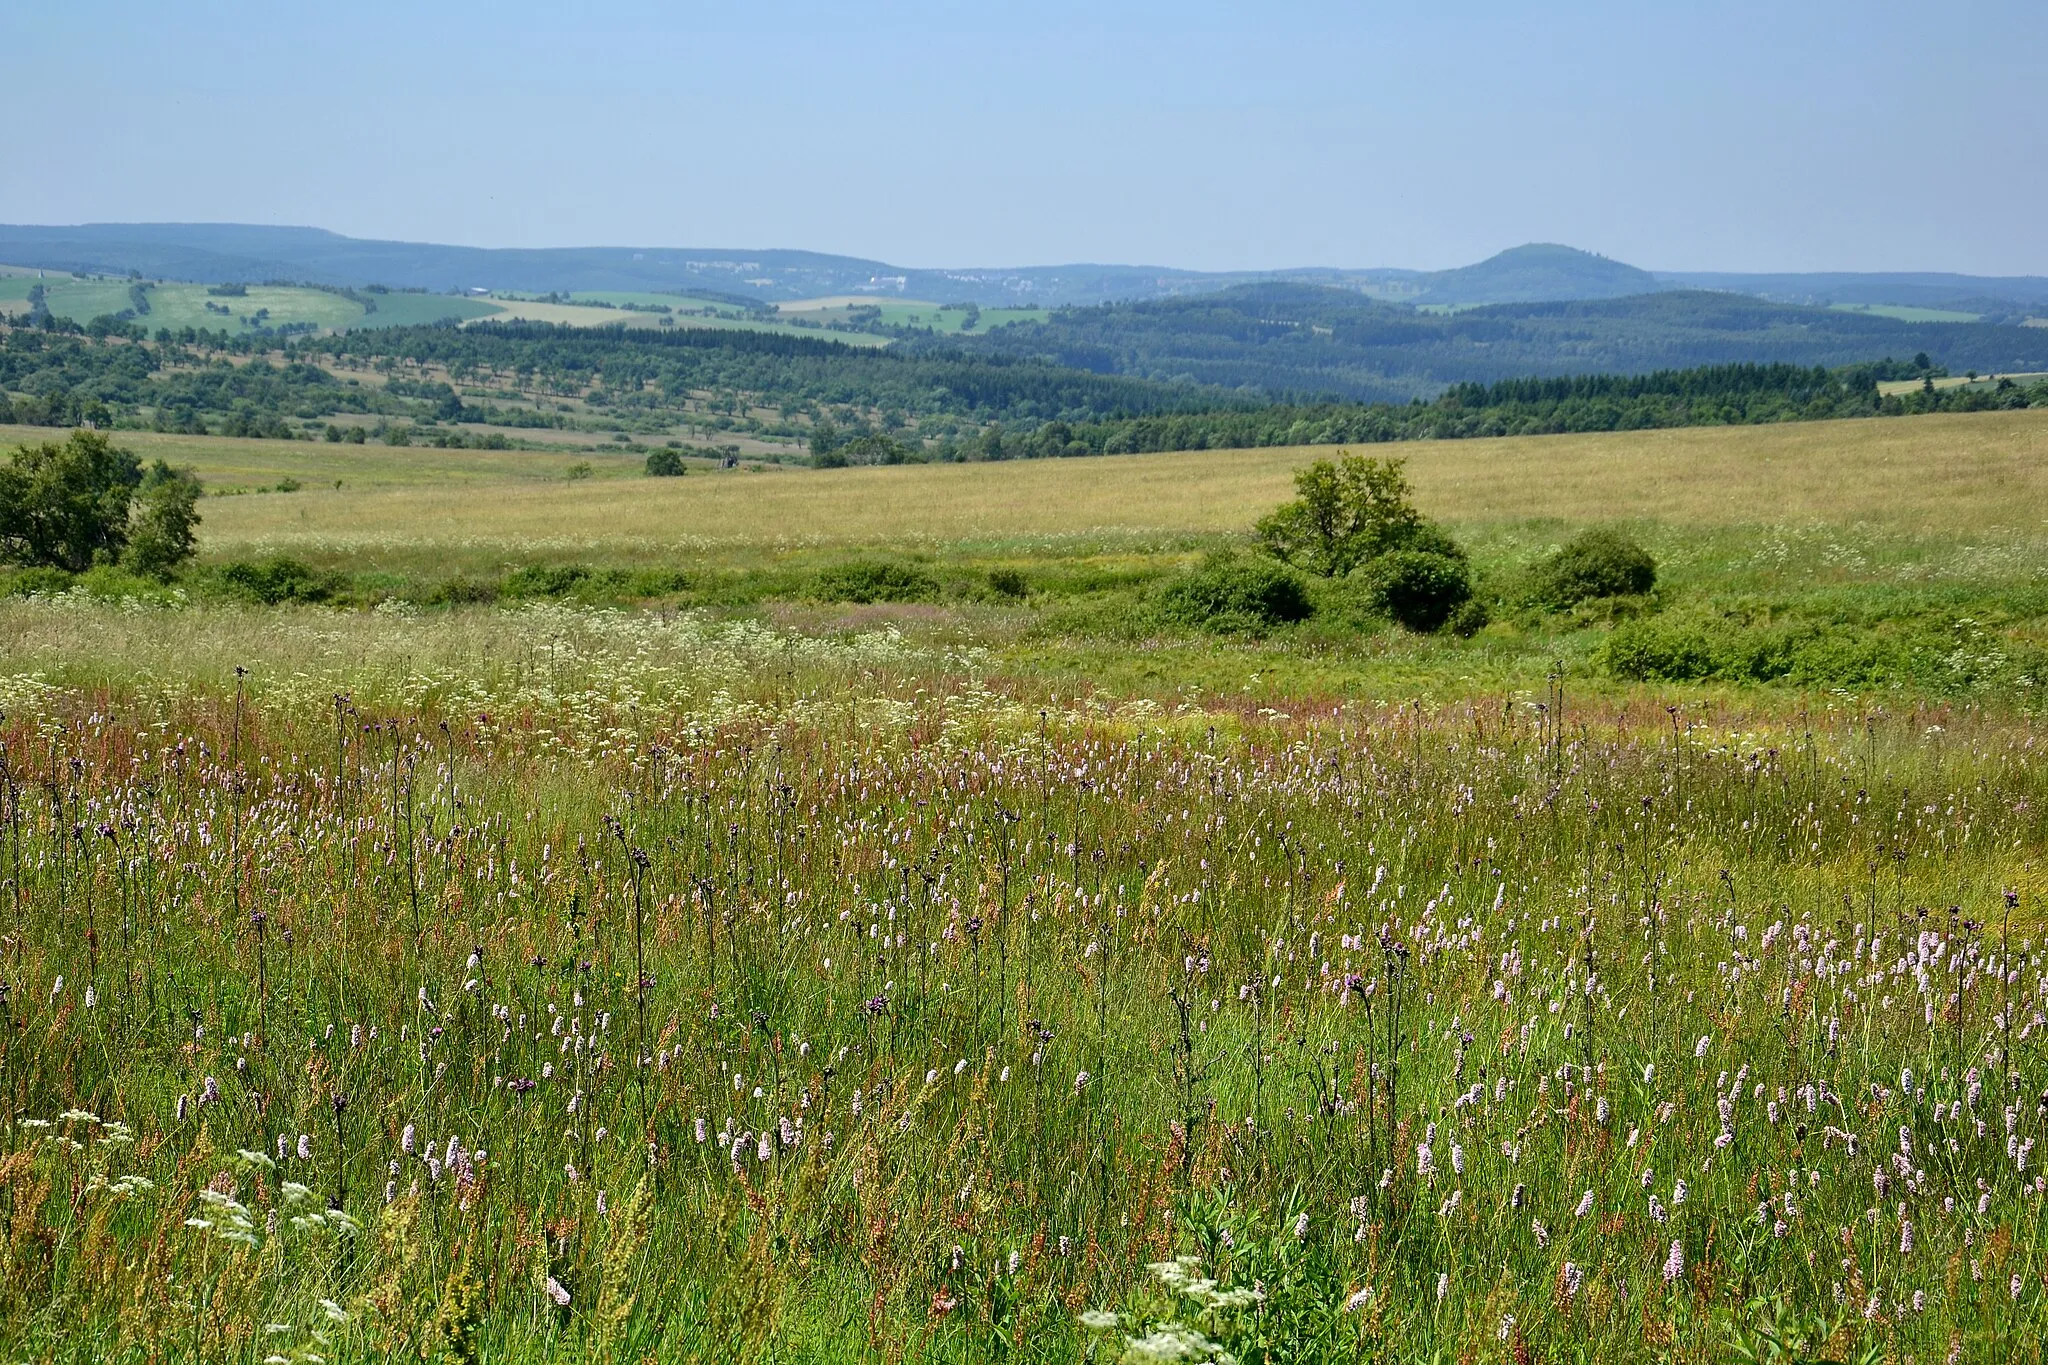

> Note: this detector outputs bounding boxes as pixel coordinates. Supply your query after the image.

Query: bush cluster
[1154,556,1314,633]
[1601,612,2048,692]
[1523,528,1657,609]
[812,559,939,604]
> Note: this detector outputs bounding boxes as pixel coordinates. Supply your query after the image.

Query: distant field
[775,296,1050,332]
[565,290,736,310]
[1877,369,2048,395]
[473,294,894,345]
[0,271,501,331]
[354,292,503,327]
[1830,301,1981,323]
[24,406,2028,570]
[0,424,651,492]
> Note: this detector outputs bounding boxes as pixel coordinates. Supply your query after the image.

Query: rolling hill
[1411,244,1669,307]
[934,283,2048,401]
[4,223,2045,316]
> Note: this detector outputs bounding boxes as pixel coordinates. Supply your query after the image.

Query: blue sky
[4,0,2043,274]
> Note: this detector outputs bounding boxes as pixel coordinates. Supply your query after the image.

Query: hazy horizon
[5,1,2045,277]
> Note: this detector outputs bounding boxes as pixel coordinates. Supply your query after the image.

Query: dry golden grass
[0,424,645,489]
[10,409,2046,566]
[1876,371,2048,395]
[168,408,2048,563]
[463,297,890,345]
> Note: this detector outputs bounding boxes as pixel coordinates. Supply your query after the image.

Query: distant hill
[1655,269,2048,322]
[0,224,1247,307]
[936,283,2048,402]
[1,222,2043,318]
[1412,243,1670,307]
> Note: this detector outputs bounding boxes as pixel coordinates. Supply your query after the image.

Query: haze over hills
[932,283,2048,403]
[3,223,2046,317]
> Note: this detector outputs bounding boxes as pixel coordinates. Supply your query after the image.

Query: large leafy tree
[1255,454,1424,577]
[0,430,200,574]
[0,430,143,571]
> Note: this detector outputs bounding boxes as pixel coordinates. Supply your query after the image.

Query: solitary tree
[0,430,143,571]
[0,430,201,574]
[1256,454,1425,577]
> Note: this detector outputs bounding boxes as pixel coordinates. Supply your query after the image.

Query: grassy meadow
[772,298,1052,334]
[2,408,2048,1361]
[472,295,895,346]
[0,275,501,333]
[1830,303,1983,325]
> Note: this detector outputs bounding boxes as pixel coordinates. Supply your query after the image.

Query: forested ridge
[935,284,2048,402]
[3,310,2047,460]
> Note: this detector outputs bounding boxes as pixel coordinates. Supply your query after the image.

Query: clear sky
[4,0,2043,275]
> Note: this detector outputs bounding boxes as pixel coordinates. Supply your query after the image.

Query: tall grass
[0,610,2044,1362]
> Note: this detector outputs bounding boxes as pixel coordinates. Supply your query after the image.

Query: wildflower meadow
[0,596,2043,1363]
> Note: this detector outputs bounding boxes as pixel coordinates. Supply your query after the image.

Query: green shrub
[218,556,334,605]
[428,576,500,606]
[124,461,202,578]
[1597,615,2029,690]
[813,559,938,604]
[1357,550,1471,632]
[1447,597,1490,637]
[621,568,692,598]
[644,449,685,477]
[1526,529,1656,609]
[987,568,1029,600]
[505,563,591,597]
[76,565,182,603]
[1400,519,1468,563]
[1154,557,1313,633]
[1602,618,1727,681]
[2,566,76,597]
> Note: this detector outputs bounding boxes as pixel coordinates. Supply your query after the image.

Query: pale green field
[177,407,2048,564]
[473,294,893,345]
[355,292,504,328]
[1877,369,2048,396]
[1830,301,1982,323]
[0,425,648,491]
[565,290,741,311]
[0,272,500,331]
[775,296,1050,332]
[8,407,2043,576]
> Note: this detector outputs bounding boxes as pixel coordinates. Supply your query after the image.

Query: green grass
[565,290,743,311]
[1831,301,1982,323]
[0,599,2043,1362]
[352,292,503,328]
[0,272,502,332]
[774,297,1051,334]
[474,294,894,345]
[1,397,2047,1360]
[7,407,2048,706]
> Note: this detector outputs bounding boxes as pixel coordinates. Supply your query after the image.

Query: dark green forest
[4,306,2047,462]
[935,284,2048,402]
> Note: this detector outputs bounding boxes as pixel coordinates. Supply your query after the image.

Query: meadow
[1830,304,1982,326]
[1,408,2047,1361]
[0,274,500,333]
[1876,373,2048,398]
[471,295,895,347]
[772,298,1052,335]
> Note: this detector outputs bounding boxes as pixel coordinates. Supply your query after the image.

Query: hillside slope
[938,284,2048,400]
[1414,243,1669,306]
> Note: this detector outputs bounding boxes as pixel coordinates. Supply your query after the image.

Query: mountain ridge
[1,223,2044,315]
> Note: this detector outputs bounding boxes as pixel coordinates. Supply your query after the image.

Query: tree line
[4,313,2045,461]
